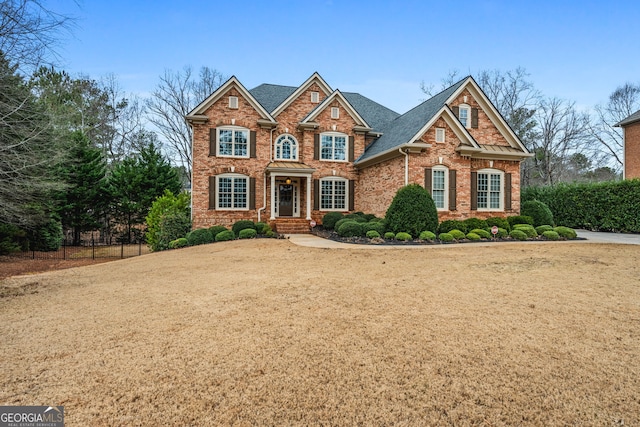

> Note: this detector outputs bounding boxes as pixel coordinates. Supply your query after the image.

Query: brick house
[616,109,640,179]
[186,73,532,233]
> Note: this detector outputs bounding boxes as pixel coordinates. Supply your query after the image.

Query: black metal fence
[9,239,149,261]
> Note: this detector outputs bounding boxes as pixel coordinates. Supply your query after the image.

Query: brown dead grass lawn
[1,240,639,426]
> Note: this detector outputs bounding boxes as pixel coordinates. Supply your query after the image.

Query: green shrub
[362,214,377,222]
[322,212,344,230]
[169,238,189,249]
[146,191,191,251]
[345,212,368,222]
[265,230,276,238]
[395,232,412,241]
[384,232,396,239]
[495,228,509,238]
[542,230,560,240]
[466,232,481,241]
[521,200,555,227]
[464,218,488,231]
[470,228,491,239]
[554,226,577,239]
[362,221,385,235]
[215,230,235,241]
[508,215,534,228]
[509,229,528,241]
[333,218,351,232]
[385,184,438,237]
[449,229,466,240]
[535,225,554,234]
[208,225,228,238]
[232,220,256,235]
[369,217,386,224]
[522,180,640,232]
[0,223,26,255]
[154,212,191,252]
[186,228,214,246]
[486,216,511,232]
[419,230,436,241]
[366,230,380,239]
[438,232,454,242]
[513,224,538,238]
[254,222,268,234]
[239,228,258,239]
[438,220,467,234]
[337,220,364,237]
[29,217,63,251]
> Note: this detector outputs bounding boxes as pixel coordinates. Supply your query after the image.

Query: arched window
[275,134,298,161]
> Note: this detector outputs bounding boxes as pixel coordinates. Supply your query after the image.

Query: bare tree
[588,82,640,170]
[0,0,75,72]
[146,66,226,186]
[532,98,591,185]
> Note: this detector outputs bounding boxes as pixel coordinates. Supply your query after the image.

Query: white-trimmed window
[435,128,445,143]
[320,177,347,211]
[477,169,503,210]
[229,96,238,109]
[218,126,249,158]
[275,134,298,161]
[311,91,319,103]
[432,166,448,210]
[320,132,347,161]
[331,107,340,119]
[459,104,471,128]
[217,174,249,210]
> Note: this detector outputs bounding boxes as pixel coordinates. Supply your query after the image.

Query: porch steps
[271,218,311,234]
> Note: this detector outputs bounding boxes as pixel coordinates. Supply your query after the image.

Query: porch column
[270,173,276,220]
[306,175,312,220]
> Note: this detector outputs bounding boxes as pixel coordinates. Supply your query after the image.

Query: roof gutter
[355,142,431,169]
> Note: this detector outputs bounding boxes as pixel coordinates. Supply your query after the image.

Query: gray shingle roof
[249,84,297,113]
[616,109,640,127]
[355,78,467,164]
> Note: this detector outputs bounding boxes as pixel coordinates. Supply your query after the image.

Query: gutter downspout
[258,127,277,222]
[399,147,409,185]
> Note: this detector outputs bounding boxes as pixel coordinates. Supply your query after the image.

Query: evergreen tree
[56,130,108,245]
[108,143,182,243]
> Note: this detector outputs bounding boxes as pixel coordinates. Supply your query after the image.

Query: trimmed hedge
[470,228,491,239]
[466,232,481,241]
[522,180,640,232]
[322,212,344,230]
[508,215,534,227]
[209,225,228,238]
[513,224,538,238]
[337,220,364,237]
[232,220,256,235]
[385,184,439,237]
[542,230,560,240]
[438,220,467,234]
[395,232,412,241]
[215,230,235,241]
[384,232,396,239]
[521,200,555,227]
[419,230,436,241]
[438,232,454,242]
[448,229,466,240]
[463,218,488,231]
[186,228,214,246]
[486,216,511,232]
[239,228,258,239]
[169,238,189,249]
[362,221,386,236]
[509,229,528,241]
[366,230,380,239]
[535,225,554,234]
[554,226,577,239]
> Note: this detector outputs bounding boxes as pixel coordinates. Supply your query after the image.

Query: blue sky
[50,0,639,114]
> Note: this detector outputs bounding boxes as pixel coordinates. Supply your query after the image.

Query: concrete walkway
[285,229,640,249]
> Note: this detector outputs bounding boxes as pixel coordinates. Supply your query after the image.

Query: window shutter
[452,106,459,118]
[471,108,479,128]
[314,134,319,160]
[209,176,216,209]
[313,179,319,210]
[449,170,457,210]
[424,168,432,195]
[348,136,355,162]
[349,180,355,211]
[470,171,478,211]
[250,131,257,158]
[209,128,217,156]
[505,173,512,210]
[249,177,256,210]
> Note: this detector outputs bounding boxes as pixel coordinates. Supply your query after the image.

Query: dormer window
[311,91,319,103]
[229,96,238,109]
[331,107,339,119]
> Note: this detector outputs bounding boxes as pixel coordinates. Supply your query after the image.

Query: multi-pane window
[459,105,470,128]
[275,134,298,161]
[320,132,347,161]
[432,169,446,209]
[217,175,248,209]
[320,178,347,210]
[218,127,248,157]
[477,170,502,210]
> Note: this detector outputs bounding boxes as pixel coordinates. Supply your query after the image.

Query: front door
[278,184,293,217]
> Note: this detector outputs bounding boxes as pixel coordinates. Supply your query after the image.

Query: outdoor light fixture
[285,177,291,184]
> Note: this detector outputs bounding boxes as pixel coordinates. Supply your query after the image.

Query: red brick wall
[625,122,640,179]
[451,89,510,147]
